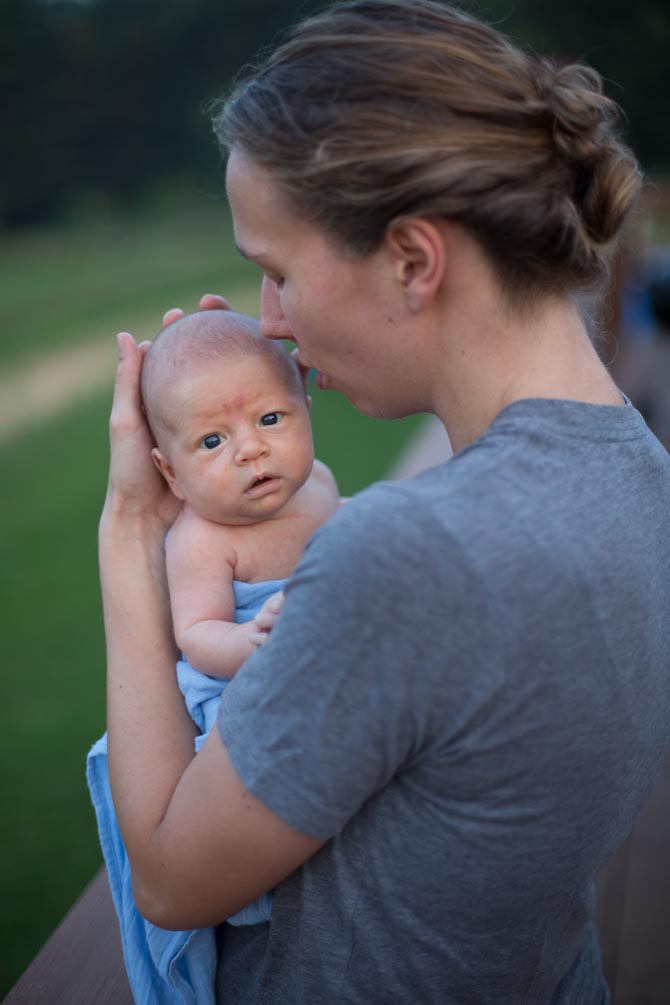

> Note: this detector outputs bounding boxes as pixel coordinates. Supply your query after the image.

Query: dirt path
[0,285,452,469]
[0,335,117,446]
[0,287,263,447]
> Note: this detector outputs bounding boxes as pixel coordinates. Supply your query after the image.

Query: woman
[101,1,670,1002]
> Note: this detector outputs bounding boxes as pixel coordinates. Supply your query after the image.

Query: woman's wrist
[101,483,170,538]
[99,494,170,581]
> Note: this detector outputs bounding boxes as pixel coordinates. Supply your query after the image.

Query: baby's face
[153,354,314,524]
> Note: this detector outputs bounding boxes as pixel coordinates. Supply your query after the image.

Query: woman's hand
[103,296,232,530]
[103,332,180,530]
[162,293,232,328]
[163,292,310,388]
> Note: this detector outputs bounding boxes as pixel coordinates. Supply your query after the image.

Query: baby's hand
[249,591,285,647]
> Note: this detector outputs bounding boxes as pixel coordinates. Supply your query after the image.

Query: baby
[87,308,339,1003]
[141,309,340,724]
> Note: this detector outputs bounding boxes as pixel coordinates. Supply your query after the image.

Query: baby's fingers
[250,591,285,646]
[254,610,279,631]
[257,591,285,623]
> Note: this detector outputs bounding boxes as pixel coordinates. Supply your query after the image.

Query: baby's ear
[151,448,185,501]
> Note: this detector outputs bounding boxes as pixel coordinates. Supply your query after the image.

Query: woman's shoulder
[307,469,464,571]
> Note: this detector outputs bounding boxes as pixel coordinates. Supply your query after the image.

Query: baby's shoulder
[167,506,237,564]
[302,458,340,520]
[311,458,339,499]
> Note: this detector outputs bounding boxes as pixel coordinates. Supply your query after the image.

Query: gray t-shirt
[216,398,670,1005]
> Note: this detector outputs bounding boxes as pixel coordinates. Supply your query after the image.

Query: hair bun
[537,59,641,247]
[540,61,614,167]
[218,1,642,301]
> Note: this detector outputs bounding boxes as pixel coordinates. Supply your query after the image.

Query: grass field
[0,182,257,366]
[0,191,425,994]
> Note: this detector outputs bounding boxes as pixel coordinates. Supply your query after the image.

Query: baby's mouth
[245,473,280,497]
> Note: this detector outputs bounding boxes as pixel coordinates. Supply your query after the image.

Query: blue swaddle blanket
[86,578,285,1005]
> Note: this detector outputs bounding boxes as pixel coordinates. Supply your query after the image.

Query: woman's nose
[260,277,293,341]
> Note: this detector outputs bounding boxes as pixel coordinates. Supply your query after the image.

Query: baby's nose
[234,430,269,464]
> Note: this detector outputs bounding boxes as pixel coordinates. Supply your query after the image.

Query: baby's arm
[166,510,259,678]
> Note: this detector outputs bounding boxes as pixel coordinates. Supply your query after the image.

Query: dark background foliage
[2,0,668,230]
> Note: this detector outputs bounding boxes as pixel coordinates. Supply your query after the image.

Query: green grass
[0,393,111,992]
[0,181,260,365]
[0,197,426,995]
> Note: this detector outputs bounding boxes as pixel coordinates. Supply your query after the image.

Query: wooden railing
[5,756,669,1004]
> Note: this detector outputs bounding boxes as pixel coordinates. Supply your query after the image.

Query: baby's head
[142,310,314,524]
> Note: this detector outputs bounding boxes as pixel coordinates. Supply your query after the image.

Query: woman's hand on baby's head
[249,591,285,647]
[162,294,232,328]
[105,332,182,528]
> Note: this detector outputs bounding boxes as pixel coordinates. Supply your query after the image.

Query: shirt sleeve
[217,480,501,840]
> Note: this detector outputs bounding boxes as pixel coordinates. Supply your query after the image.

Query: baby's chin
[198,497,288,527]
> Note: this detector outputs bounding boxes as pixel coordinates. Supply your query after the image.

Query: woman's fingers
[290,347,311,390]
[163,308,184,327]
[198,294,232,312]
[110,333,144,439]
[106,332,181,524]
[162,296,231,329]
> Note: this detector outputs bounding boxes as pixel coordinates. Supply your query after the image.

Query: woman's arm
[101,333,322,929]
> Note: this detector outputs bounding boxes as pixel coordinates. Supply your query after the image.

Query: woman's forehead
[226,148,303,251]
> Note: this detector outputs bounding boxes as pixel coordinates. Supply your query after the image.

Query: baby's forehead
[165,350,302,414]
[143,311,305,432]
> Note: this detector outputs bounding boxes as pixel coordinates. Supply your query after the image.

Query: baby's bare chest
[230,512,322,583]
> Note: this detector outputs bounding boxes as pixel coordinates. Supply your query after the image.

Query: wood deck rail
[5,752,669,1004]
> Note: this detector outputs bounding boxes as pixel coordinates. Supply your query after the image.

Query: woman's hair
[213,0,641,302]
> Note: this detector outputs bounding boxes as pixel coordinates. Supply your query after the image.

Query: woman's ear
[151,448,185,501]
[384,217,446,313]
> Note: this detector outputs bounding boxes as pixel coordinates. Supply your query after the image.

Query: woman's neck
[427,243,621,451]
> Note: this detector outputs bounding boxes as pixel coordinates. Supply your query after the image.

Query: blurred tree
[1,0,667,230]
[478,0,670,177]
[1,0,69,225]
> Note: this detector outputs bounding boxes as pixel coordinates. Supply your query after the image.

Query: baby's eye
[260,413,281,426]
[201,433,223,450]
